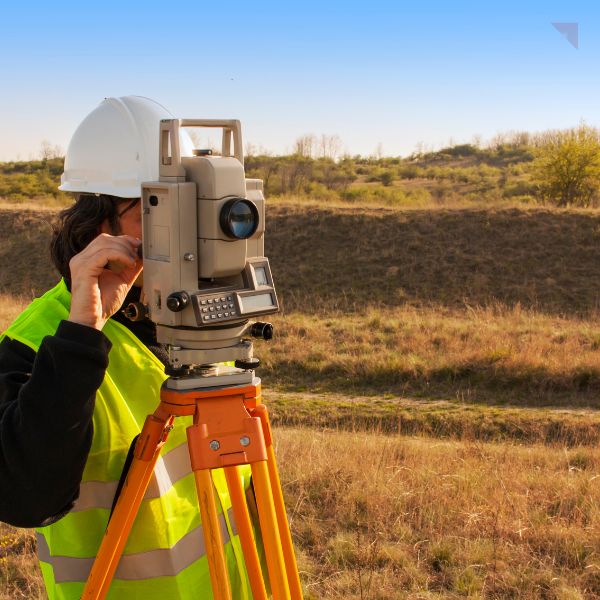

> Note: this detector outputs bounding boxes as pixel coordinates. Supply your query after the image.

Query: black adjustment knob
[166,292,190,312]
[165,364,194,377]
[235,358,260,371]
[250,322,274,340]
[123,302,147,322]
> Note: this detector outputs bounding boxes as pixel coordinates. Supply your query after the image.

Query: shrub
[533,125,600,207]
[503,180,537,198]
[379,171,394,186]
[340,185,431,207]
[398,165,423,179]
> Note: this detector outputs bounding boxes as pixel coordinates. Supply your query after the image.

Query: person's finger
[80,234,141,259]
[100,258,142,288]
[82,246,138,274]
[122,261,143,284]
[108,255,142,275]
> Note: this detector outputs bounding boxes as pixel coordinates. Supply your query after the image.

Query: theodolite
[123,118,279,387]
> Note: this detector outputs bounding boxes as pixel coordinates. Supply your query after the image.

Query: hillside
[4,201,600,417]
[268,203,600,316]
[0,206,58,295]
[3,202,600,317]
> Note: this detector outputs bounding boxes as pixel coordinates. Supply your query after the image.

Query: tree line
[2,126,600,207]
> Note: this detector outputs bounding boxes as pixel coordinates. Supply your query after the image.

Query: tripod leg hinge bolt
[209,440,220,451]
[240,436,251,447]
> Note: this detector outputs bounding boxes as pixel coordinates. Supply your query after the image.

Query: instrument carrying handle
[181,119,243,165]
[159,119,244,180]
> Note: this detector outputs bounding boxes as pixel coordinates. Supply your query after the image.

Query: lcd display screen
[254,266,268,286]
[240,293,274,312]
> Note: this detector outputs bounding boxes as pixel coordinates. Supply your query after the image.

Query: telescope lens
[220,198,259,239]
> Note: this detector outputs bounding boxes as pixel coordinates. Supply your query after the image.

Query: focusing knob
[250,322,274,340]
[123,302,147,322]
[166,292,190,312]
[235,358,260,371]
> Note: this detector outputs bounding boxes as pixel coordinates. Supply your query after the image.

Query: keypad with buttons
[193,294,239,325]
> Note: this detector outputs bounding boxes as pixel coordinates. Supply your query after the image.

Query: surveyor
[0,96,255,599]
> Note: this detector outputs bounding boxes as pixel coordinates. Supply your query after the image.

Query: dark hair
[50,194,139,286]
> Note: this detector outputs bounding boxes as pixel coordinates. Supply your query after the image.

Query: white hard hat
[59,95,194,198]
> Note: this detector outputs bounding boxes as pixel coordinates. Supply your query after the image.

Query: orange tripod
[81,378,303,599]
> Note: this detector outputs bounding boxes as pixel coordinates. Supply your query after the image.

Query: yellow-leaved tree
[534,125,600,207]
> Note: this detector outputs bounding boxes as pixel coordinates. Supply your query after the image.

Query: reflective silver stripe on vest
[72,442,192,512]
[37,507,238,583]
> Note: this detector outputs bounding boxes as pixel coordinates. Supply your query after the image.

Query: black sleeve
[0,320,112,528]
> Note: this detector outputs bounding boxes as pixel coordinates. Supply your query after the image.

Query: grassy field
[283,429,600,599]
[1,199,600,598]
[3,429,600,599]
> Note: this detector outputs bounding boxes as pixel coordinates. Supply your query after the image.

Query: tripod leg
[194,469,232,600]
[266,445,304,600]
[81,432,163,600]
[251,404,303,599]
[251,460,291,600]
[224,466,268,600]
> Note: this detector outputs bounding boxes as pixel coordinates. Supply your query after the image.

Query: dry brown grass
[0,294,28,332]
[259,304,600,408]
[278,428,600,599]
[268,202,600,316]
[0,207,58,297]
[266,391,600,448]
[0,526,43,599]
[4,428,600,599]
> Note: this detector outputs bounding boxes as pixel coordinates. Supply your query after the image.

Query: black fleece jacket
[0,290,168,528]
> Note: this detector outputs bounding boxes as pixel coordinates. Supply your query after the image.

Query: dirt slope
[2,202,600,316]
[267,203,600,315]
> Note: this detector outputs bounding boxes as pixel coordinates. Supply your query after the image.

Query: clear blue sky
[1,0,598,160]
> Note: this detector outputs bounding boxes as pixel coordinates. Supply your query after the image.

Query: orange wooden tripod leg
[266,444,304,600]
[194,469,232,600]
[81,445,161,599]
[251,404,303,599]
[224,466,268,600]
[251,460,291,600]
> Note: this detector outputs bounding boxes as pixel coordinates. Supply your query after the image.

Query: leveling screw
[209,440,220,451]
[240,436,251,447]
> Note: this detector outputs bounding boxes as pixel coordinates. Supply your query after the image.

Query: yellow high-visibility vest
[1,280,253,599]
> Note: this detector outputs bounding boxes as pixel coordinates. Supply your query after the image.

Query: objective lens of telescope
[220,198,259,239]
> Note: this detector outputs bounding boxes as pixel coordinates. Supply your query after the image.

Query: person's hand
[68,234,143,331]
